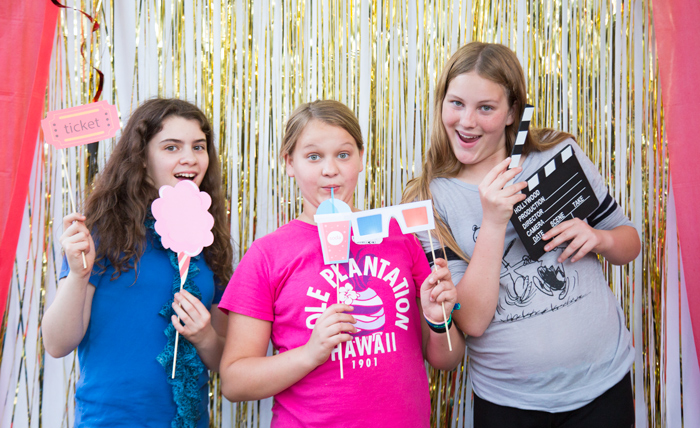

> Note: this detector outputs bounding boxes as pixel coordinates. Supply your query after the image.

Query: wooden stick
[328,190,344,378]
[60,151,87,269]
[172,253,190,378]
[427,230,452,352]
[336,264,344,379]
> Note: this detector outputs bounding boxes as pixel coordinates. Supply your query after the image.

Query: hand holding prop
[151,180,214,378]
[42,101,121,269]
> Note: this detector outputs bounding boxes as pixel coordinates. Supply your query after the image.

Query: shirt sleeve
[59,254,102,286]
[218,242,275,322]
[417,188,470,285]
[409,233,433,295]
[570,141,635,231]
[447,259,469,285]
[213,283,225,304]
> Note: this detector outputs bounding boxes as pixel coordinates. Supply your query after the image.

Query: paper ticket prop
[41,101,120,149]
[151,180,214,378]
[314,199,436,265]
[510,144,599,260]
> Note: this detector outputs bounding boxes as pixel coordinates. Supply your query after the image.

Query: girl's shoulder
[538,137,579,156]
[247,220,316,252]
[429,176,476,193]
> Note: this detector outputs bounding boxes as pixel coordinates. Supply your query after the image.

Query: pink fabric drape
[653,0,700,369]
[0,3,58,322]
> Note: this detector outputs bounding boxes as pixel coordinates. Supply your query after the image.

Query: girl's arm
[542,220,640,265]
[171,290,227,371]
[420,258,465,370]
[42,213,96,358]
[452,158,526,337]
[220,304,356,402]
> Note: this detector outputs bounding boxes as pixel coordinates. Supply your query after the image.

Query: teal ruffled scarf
[146,217,206,428]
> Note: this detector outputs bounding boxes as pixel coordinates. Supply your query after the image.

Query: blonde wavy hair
[279,100,364,160]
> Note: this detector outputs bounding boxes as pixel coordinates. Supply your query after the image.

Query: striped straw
[172,252,190,378]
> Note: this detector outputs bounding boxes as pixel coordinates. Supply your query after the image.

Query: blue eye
[308,154,320,161]
[338,152,350,159]
[480,105,494,112]
[450,100,464,107]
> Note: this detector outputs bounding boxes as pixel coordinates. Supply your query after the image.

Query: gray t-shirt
[421,139,635,412]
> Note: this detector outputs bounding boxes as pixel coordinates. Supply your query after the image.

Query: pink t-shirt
[220,219,432,427]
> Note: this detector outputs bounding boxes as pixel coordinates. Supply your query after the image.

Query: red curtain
[0,3,58,322]
[653,0,700,368]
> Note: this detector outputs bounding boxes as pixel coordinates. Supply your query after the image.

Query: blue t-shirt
[59,236,223,427]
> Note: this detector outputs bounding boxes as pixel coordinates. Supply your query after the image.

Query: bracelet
[424,303,460,334]
[425,314,453,333]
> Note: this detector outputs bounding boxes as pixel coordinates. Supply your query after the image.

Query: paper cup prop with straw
[314,189,353,379]
[151,180,215,378]
[41,101,121,268]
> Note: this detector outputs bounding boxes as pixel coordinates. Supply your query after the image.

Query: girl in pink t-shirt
[219,100,465,427]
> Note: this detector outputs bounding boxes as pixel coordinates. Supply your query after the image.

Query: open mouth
[175,173,196,180]
[457,131,480,144]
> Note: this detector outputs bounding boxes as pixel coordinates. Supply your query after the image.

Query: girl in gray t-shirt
[403,42,640,427]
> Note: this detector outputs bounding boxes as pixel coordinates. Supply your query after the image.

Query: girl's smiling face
[285,119,364,223]
[442,71,516,183]
[146,116,209,189]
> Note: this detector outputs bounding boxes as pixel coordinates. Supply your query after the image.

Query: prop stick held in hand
[171,253,191,378]
[60,151,87,269]
[315,188,354,379]
[427,230,452,352]
[336,265,344,380]
[331,189,344,380]
[42,101,121,269]
[151,180,215,379]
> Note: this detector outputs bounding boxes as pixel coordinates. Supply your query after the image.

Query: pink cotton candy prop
[151,180,214,256]
[151,180,215,378]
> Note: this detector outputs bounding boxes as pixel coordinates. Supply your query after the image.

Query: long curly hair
[84,98,233,285]
[402,42,573,261]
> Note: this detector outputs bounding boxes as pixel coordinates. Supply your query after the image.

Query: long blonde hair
[402,42,573,261]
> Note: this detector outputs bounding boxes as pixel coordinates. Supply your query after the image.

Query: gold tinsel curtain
[0,0,677,427]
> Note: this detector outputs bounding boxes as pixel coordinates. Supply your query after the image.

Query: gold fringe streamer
[0,1,672,427]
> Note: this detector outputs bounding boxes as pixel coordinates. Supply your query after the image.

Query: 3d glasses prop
[314,200,435,265]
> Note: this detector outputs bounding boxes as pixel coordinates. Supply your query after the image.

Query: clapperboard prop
[508,104,535,169]
[510,145,599,260]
